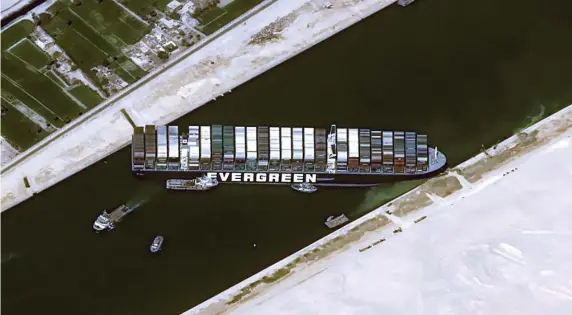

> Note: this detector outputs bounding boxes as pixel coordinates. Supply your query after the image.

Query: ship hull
[133,167,447,187]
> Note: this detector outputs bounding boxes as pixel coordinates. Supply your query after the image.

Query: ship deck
[108,205,130,222]
[131,124,448,185]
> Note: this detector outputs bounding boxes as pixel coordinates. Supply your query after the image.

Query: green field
[2,52,84,120]
[107,55,147,84]
[121,0,157,18]
[199,0,264,35]
[45,71,66,88]
[41,10,146,85]
[0,0,156,150]
[1,0,264,150]
[70,0,149,45]
[195,6,227,26]
[1,20,35,48]
[42,15,111,83]
[47,8,119,55]
[1,77,65,128]
[68,85,103,109]
[120,0,176,16]
[7,39,51,70]
[1,99,52,151]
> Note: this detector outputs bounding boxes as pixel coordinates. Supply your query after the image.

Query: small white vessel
[93,211,113,232]
[166,176,219,191]
[150,236,164,253]
[291,182,317,193]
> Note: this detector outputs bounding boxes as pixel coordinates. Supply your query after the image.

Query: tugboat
[166,176,219,191]
[93,204,134,232]
[93,211,112,232]
[150,236,164,253]
[291,182,318,193]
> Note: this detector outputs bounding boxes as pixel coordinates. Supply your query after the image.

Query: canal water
[2,0,572,314]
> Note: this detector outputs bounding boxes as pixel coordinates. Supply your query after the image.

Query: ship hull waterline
[133,170,447,187]
[132,155,448,188]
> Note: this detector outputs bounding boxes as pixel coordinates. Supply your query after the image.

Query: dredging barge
[131,124,447,187]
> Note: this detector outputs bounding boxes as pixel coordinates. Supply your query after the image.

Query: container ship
[131,124,447,187]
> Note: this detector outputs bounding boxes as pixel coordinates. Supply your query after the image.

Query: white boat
[291,182,318,193]
[150,236,164,253]
[93,211,113,232]
[166,176,219,191]
[93,204,133,232]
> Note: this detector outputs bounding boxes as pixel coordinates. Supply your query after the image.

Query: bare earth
[184,104,572,315]
[1,0,398,212]
[1,137,20,168]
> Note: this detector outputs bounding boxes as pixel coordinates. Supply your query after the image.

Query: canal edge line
[182,104,572,315]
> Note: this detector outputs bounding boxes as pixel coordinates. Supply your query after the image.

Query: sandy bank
[1,137,20,168]
[1,0,398,212]
[1,0,31,19]
[182,104,572,315]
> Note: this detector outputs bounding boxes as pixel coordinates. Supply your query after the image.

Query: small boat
[324,214,349,229]
[166,176,219,191]
[93,211,112,232]
[150,236,164,253]
[291,182,318,193]
[93,204,134,232]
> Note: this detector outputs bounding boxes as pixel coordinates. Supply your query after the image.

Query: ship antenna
[435,146,438,161]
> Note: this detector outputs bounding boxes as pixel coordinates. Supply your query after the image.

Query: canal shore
[1,0,32,20]
[0,0,399,212]
[183,104,572,315]
[1,137,19,167]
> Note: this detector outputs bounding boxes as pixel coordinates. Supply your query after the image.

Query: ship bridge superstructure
[132,124,444,177]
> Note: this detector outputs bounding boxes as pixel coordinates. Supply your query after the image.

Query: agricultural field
[68,85,104,108]
[121,0,264,35]
[198,0,265,35]
[1,0,265,153]
[1,99,51,151]
[120,0,161,18]
[7,38,50,69]
[40,1,148,86]
[195,6,227,27]
[0,1,152,152]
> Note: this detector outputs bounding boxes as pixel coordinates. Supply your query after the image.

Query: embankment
[1,0,34,21]
[1,0,399,211]
[182,104,572,315]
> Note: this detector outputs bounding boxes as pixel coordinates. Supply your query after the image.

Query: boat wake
[1,251,20,264]
[354,180,424,216]
[126,199,147,210]
[125,186,162,210]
